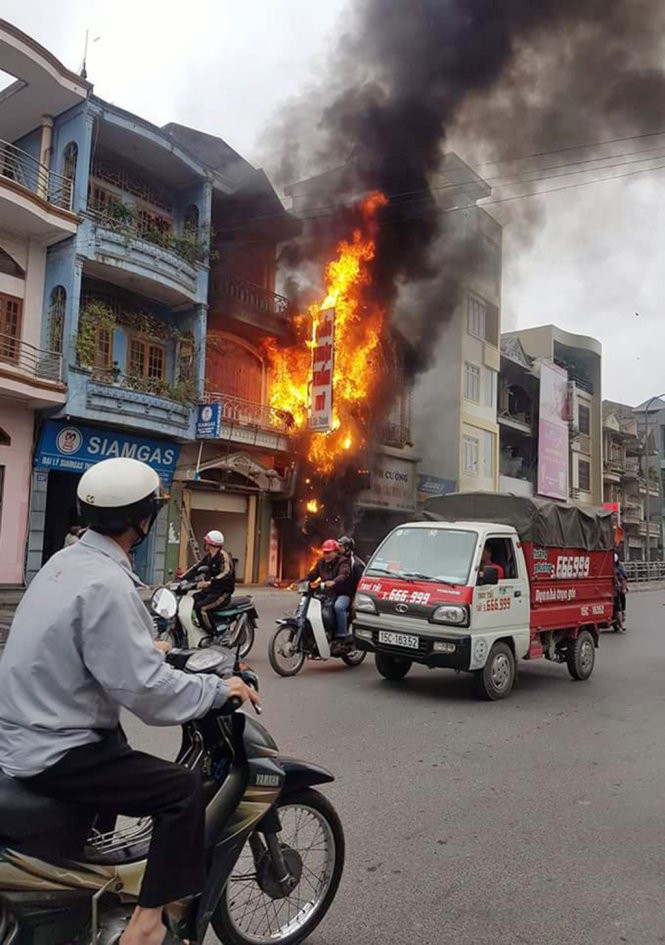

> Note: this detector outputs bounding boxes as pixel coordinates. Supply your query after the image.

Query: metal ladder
[179,496,201,563]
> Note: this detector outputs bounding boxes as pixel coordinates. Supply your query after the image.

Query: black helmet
[338,535,355,552]
[77,457,166,545]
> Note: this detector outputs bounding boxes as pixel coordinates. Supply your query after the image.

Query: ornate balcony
[212,273,292,336]
[203,390,294,451]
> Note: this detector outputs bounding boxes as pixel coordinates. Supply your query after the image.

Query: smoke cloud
[263,0,665,368]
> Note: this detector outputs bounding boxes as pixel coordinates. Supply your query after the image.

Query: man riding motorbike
[181,529,235,630]
[0,457,259,945]
[307,539,353,653]
[337,535,365,595]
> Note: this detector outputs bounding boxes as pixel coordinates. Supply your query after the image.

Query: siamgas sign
[34,421,179,484]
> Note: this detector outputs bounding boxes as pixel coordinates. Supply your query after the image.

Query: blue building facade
[25,96,214,582]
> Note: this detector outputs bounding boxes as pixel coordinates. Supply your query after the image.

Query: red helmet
[321,539,340,553]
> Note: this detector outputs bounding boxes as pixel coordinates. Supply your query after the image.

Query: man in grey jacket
[0,457,259,945]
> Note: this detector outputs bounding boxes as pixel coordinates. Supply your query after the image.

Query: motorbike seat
[0,769,91,858]
[214,595,253,614]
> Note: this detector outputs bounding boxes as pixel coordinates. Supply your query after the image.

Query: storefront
[173,443,284,584]
[355,449,419,561]
[27,419,180,584]
[0,403,34,585]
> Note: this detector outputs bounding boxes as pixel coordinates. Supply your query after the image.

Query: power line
[474,128,665,167]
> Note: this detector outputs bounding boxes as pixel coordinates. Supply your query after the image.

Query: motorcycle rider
[338,535,366,595]
[0,457,259,945]
[181,529,235,631]
[307,539,353,652]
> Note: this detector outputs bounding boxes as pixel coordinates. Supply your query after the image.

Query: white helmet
[77,457,166,541]
[204,529,225,547]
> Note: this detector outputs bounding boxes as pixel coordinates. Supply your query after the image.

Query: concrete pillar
[38,116,53,199]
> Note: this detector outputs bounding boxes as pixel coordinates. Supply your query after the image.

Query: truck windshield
[366,527,477,586]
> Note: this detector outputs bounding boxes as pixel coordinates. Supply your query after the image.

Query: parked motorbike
[268,581,366,677]
[0,587,344,945]
[157,566,257,657]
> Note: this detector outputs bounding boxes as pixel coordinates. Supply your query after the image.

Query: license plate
[378,630,419,650]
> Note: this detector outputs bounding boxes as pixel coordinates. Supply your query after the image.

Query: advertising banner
[310,308,335,432]
[34,420,180,484]
[537,360,569,500]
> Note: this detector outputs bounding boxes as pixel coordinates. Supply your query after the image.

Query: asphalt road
[125,587,665,945]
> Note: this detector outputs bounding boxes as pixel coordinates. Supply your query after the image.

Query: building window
[464,362,481,402]
[128,337,166,380]
[463,435,479,475]
[578,459,591,492]
[205,334,263,403]
[467,296,486,340]
[480,234,501,295]
[48,286,66,355]
[184,204,199,234]
[578,404,590,436]
[62,143,78,208]
[0,293,22,362]
[482,366,496,408]
[93,325,113,373]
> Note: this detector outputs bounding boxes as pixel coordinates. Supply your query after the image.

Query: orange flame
[306,499,320,514]
[265,191,388,474]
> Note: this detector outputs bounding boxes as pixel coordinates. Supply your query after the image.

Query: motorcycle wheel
[268,624,306,677]
[213,788,344,945]
[341,647,367,667]
[236,614,256,659]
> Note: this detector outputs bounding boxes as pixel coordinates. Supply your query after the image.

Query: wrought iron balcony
[204,391,295,434]
[0,139,73,210]
[216,273,291,323]
[0,332,63,383]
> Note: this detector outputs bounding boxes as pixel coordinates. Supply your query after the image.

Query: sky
[4,0,664,406]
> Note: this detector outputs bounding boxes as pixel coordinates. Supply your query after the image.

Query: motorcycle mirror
[150,587,178,619]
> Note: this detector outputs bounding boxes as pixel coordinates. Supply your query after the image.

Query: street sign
[196,403,222,438]
[310,308,335,432]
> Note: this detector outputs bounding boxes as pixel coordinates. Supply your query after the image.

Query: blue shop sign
[417,475,456,497]
[34,421,180,484]
[196,403,222,439]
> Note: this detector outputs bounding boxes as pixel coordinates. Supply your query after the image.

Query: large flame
[265,192,388,474]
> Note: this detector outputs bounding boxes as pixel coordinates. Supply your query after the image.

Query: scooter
[268,581,366,677]
[164,566,257,658]
[0,587,344,945]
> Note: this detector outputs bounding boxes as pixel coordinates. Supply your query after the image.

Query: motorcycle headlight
[354,593,377,614]
[430,605,469,627]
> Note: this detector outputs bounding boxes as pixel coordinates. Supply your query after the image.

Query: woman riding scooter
[182,530,235,631]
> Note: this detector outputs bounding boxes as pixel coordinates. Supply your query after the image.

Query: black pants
[193,588,232,630]
[23,730,204,908]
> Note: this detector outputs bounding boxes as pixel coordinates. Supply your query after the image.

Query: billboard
[537,359,569,500]
[310,308,335,432]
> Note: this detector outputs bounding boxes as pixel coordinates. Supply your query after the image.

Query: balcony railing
[622,506,642,525]
[204,391,295,434]
[1,140,73,211]
[623,456,641,476]
[217,273,291,322]
[0,332,63,382]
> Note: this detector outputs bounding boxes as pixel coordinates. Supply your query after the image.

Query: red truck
[353,494,615,699]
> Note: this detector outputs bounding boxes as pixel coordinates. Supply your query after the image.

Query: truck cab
[353,521,531,698]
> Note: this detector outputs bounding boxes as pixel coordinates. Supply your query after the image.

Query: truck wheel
[375,652,411,680]
[566,629,595,681]
[475,641,515,700]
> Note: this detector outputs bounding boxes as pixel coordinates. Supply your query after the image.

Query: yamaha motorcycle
[0,588,344,945]
[268,582,366,677]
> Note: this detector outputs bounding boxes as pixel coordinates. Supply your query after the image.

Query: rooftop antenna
[80,30,100,80]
